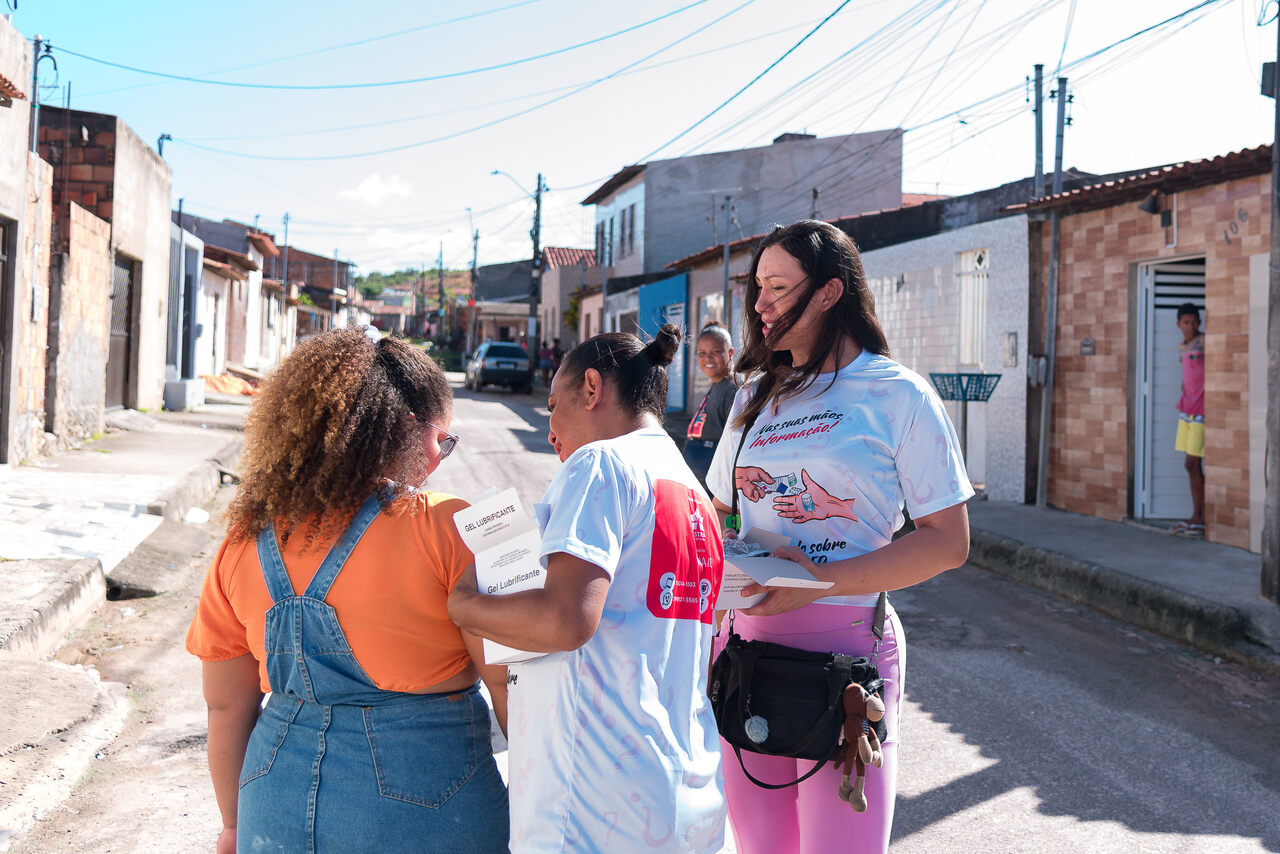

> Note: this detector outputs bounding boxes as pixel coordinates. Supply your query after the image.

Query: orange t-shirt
[185,492,474,694]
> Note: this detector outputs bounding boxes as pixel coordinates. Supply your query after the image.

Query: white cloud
[336,173,414,206]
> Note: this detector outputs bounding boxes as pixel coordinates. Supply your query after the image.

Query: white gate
[1134,257,1205,521]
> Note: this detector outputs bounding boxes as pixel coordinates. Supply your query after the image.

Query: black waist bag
[709,619,887,789]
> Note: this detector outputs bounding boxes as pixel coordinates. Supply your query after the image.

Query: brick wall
[45,202,110,443]
[38,110,118,249]
[9,155,52,463]
[1042,172,1268,548]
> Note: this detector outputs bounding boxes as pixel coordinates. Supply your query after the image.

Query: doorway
[106,255,135,410]
[1134,256,1205,521]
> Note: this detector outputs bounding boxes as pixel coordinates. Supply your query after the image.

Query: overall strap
[302,493,386,600]
[256,525,296,604]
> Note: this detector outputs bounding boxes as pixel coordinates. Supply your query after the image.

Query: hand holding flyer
[716,527,833,610]
[452,488,547,665]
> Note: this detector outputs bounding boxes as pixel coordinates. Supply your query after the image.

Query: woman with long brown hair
[186,328,509,854]
[706,220,972,853]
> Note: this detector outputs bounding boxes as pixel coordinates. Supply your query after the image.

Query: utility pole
[721,195,733,339]
[810,188,821,219]
[1031,65,1045,195]
[600,227,610,336]
[1035,76,1069,509]
[28,35,42,153]
[438,240,446,339]
[1261,16,1280,604]
[529,173,544,348]
[281,213,290,284]
[469,212,479,355]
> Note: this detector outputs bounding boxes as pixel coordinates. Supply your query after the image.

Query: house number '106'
[1222,207,1249,245]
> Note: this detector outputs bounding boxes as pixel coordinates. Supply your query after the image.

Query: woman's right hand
[734,466,775,502]
[216,826,236,854]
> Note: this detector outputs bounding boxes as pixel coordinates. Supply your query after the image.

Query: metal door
[1134,257,1205,520]
[106,256,134,410]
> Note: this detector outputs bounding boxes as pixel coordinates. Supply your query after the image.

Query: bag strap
[731,745,831,790]
[726,408,761,533]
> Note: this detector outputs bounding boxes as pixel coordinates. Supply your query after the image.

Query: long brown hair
[734,220,888,428]
[225,328,452,547]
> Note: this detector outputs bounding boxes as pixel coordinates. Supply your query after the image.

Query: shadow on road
[889,567,1280,850]
[453,385,555,456]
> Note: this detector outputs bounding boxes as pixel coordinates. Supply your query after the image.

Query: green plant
[297,293,316,307]
[563,294,581,331]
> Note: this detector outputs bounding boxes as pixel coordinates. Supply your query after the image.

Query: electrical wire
[628,0,857,164]
[51,1,710,91]
[183,15,817,145]
[1053,0,1079,77]
[169,0,756,162]
[79,0,543,98]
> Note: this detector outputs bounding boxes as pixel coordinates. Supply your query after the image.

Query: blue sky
[10,0,1275,274]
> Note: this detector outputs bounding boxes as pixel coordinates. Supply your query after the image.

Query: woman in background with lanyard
[683,320,737,494]
[706,220,972,854]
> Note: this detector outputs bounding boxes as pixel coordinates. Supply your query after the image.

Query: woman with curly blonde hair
[186,328,509,854]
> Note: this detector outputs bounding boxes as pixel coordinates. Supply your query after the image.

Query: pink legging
[714,602,905,854]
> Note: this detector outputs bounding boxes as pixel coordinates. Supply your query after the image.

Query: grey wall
[476,259,533,302]
[640,129,903,273]
[174,213,250,255]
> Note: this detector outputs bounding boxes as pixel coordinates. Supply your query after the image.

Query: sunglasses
[426,422,459,460]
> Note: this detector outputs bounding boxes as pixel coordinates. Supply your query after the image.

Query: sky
[8,0,1276,276]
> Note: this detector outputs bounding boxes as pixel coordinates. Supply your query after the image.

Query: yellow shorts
[1176,415,1205,458]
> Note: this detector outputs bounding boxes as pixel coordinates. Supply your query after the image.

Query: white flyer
[717,527,833,611]
[452,488,546,665]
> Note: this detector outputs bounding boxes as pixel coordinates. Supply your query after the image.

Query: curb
[968,528,1280,677]
[0,559,106,661]
[146,434,243,521]
[0,661,129,852]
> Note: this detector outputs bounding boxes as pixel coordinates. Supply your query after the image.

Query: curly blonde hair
[225,328,452,547]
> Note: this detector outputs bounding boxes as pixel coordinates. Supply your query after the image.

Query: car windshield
[486,344,528,358]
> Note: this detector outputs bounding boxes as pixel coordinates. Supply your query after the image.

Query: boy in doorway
[1172,303,1205,537]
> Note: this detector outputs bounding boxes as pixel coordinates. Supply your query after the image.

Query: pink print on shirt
[645,480,722,623]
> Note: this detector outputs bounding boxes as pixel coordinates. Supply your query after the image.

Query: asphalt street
[14,382,1279,854]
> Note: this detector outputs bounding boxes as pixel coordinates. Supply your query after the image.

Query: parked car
[465,342,533,394]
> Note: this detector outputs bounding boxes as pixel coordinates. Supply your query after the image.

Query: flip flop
[1169,521,1191,534]
[1176,523,1205,538]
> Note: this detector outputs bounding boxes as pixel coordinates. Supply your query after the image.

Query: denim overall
[237,494,509,853]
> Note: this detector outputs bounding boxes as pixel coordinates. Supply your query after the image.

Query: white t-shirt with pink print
[706,350,973,608]
[506,427,727,853]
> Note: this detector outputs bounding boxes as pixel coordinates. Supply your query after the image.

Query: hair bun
[644,323,682,367]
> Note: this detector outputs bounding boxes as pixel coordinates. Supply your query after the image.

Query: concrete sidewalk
[966,500,1280,675]
[0,400,245,849]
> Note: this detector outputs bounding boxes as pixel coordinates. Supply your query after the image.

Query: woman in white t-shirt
[448,324,728,853]
[705,220,973,854]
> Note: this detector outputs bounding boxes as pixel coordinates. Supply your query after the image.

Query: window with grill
[956,248,989,368]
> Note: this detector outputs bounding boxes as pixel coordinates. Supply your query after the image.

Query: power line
[169,0,755,162]
[78,0,542,97]
[1053,0,1079,76]
[51,0,710,91]
[629,0,857,164]
[183,15,815,145]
